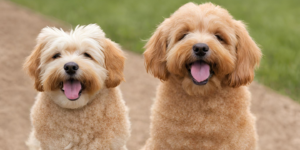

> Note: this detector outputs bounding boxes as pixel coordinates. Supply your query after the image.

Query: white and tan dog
[143,3,261,150]
[24,24,130,150]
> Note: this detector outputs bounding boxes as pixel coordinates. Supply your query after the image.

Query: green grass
[11,0,300,102]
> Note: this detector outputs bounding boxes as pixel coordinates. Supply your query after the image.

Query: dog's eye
[52,53,61,59]
[215,34,224,42]
[179,34,187,41]
[84,52,92,58]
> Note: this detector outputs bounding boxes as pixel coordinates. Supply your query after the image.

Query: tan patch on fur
[23,43,44,91]
[65,45,77,53]
[103,39,125,88]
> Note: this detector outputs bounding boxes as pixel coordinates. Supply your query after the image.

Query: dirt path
[0,1,299,150]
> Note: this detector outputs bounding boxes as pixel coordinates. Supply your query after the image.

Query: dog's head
[144,3,261,95]
[24,24,125,109]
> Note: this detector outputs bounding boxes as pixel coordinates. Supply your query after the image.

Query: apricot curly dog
[142,3,262,150]
[24,24,130,150]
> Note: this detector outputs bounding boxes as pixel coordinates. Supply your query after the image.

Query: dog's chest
[152,91,255,149]
[32,100,113,149]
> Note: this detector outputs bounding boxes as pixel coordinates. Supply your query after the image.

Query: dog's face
[24,24,125,109]
[144,3,261,95]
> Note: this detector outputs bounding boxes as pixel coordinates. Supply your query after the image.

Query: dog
[24,24,130,150]
[142,3,261,150]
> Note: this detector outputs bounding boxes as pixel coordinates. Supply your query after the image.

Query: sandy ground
[0,1,299,150]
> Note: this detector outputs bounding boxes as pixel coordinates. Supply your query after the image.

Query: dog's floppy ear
[103,39,125,88]
[225,21,262,87]
[23,43,44,91]
[24,26,63,91]
[144,21,170,80]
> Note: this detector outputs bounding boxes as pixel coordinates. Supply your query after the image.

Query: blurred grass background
[11,0,300,102]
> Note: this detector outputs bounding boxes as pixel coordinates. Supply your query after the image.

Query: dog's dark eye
[84,52,92,58]
[52,53,61,59]
[215,34,224,42]
[179,34,187,41]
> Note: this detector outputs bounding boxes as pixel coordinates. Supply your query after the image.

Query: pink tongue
[191,62,210,82]
[63,80,82,100]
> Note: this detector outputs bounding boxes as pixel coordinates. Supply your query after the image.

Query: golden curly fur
[143,3,261,150]
[24,24,130,150]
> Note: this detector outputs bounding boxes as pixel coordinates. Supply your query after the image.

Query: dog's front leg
[26,130,41,150]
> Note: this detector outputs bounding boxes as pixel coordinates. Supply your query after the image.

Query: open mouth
[60,79,84,101]
[187,61,214,85]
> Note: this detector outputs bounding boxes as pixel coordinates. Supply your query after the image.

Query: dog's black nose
[193,43,209,57]
[64,62,79,75]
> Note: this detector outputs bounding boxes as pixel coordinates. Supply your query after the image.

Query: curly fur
[143,3,261,150]
[24,24,130,150]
